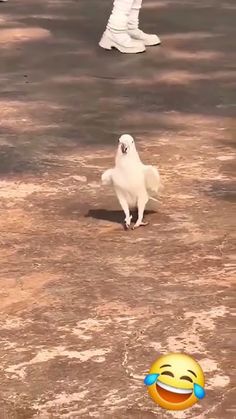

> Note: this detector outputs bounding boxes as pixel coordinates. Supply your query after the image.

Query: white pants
[107,0,143,31]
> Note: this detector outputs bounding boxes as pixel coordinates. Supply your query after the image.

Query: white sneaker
[99,29,145,54]
[128,28,161,46]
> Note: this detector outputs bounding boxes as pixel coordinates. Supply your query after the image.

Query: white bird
[101,134,162,229]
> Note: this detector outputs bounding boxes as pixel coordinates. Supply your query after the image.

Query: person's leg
[128,0,161,46]
[99,0,145,54]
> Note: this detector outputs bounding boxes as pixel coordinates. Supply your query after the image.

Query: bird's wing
[101,168,114,186]
[143,165,162,197]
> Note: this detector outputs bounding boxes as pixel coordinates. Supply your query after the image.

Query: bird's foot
[132,220,149,229]
[124,215,132,230]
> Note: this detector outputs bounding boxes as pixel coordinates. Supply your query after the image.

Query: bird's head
[118,134,136,156]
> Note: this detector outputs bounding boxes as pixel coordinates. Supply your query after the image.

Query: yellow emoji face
[144,353,205,411]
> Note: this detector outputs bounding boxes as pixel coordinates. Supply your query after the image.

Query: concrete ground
[0,0,235,418]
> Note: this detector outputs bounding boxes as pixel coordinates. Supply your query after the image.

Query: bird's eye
[161,371,174,377]
[180,376,193,383]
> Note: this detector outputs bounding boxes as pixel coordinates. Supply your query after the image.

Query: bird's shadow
[86,208,156,225]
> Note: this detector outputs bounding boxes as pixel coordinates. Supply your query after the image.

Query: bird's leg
[133,195,148,229]
[116,192,132,229]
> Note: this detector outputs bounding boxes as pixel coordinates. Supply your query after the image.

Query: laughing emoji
[144,353,205,410]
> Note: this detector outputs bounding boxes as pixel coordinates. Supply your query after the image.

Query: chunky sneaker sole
[99,31,145,54]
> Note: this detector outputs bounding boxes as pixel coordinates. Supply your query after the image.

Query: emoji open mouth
[156,381,192,403]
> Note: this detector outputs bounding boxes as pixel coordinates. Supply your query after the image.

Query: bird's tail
[149,196,160,203]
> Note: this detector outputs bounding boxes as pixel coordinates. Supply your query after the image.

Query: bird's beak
[121,143,128,154]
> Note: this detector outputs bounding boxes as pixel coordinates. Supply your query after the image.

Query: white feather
[101,134,162,227]
[143,164,162,198]
[101,168,113,186]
